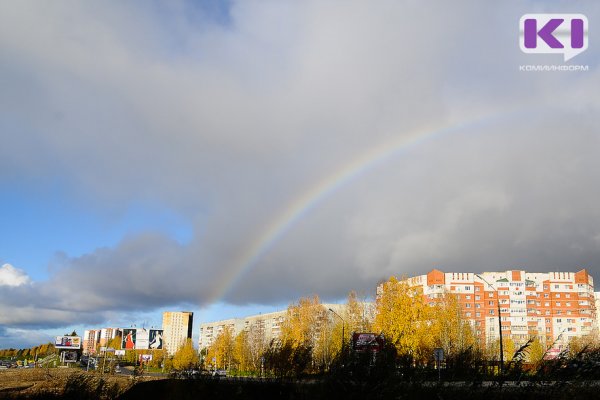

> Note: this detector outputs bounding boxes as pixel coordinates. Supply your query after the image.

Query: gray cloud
[1,1,599,331]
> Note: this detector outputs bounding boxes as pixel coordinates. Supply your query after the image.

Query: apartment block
[82,327,122,355]
[162,311,194,356]
[377,269,597,348]
[83,329,100,355]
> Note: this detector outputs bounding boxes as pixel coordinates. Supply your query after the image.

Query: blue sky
[1,0,599,349]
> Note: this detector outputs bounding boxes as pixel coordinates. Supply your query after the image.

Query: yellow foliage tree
[526,336,546,368]
[430,292,477,359]
[281,295,324,348]
[233,331,252,372]
[172,339,199,371]
[568,333,599,357]
[206,326,235,370]
[345,291,373,334]
[374,277,432,363]
[503,337,516,362]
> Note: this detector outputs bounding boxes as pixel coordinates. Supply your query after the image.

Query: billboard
[120,328,163,350]
[139,354,153,362]
[54,336,81,350]
[136,329,149,350]
[149,329,163,350]
[351,333,384,353]
[62,351,78,363]
[115,349,125,356]
[122,329,136,350]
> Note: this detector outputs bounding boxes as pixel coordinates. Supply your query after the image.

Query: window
[466,295,471,300]
[545,319,550,323]
[488,301,494,306]
[475,287,481,292]
[544,294,549,298]
[545,302,550,306]
[465,303,472,308]
[556,318,562,323]
[566,302,571,307]
[566,294,571,298]
[555,284,559,289]
[546,327,551,332]
[475,295,481,300]
[489,310,495,315]
[465,312,472,317]
[544,285,549,290]
[476,312,481,317]
[556,302,561,306]
[489,293,494,298]
[465,286,471,291]
[555,293,561,298]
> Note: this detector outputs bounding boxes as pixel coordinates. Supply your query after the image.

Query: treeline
[0,342,55,360]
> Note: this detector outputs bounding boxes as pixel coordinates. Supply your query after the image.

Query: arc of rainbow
[210,109,524,302]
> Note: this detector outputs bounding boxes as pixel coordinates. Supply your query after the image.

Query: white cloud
[0,264,31,287]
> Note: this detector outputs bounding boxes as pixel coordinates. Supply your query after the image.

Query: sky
[1,0,599,349]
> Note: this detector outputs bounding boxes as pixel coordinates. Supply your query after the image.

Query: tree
[374,277,432,364]
[503,337,516,362]
[527,336,546,368]
[430,292,477,361]
[345,291,373,333]
[172,339,199,371]
[281,295,324,348]
[246,321,267,372]
[206,326,235,370]
[107,336,122,350]
[233,331,251,372]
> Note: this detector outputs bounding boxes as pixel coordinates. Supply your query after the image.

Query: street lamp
[475,274,504,376]
[329,308,346,353]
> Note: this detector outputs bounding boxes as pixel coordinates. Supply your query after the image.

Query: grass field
[0,367,161,399]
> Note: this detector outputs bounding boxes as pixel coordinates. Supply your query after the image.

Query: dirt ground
[0,367,162,399]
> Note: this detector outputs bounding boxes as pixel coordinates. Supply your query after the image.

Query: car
[212,369,227,377]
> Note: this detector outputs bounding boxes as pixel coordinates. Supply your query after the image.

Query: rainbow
[210,109,524,302]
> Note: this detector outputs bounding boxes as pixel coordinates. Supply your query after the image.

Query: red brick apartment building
[377,269,597,348]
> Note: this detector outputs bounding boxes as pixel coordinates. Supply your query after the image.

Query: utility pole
[476,274,504,376]
[328,308,346,354]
